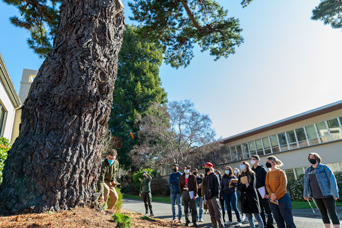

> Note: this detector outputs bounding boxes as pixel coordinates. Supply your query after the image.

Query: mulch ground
[0,207,185,228]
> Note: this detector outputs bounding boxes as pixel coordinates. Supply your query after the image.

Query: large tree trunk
[0,0,124,215]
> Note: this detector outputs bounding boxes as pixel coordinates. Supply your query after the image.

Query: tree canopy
[312,0,342,30]
[109,25,167,169]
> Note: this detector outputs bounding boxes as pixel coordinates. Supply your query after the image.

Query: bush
[151,178,169,196]
[287,170,342,202]
[112,213,132,228]
[114,187,124,211]
[0,137,11,184]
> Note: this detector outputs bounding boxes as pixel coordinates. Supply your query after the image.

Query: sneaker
[145,211,148,216]
[150,212,154,217]
[185,222,190,226]
[236,222,242,227]
[172,218,177,223]
[225,221,233,225]
[192,222,198,227]
[178,219,183,224]
[244,217,249,222]
[198,219,204,222]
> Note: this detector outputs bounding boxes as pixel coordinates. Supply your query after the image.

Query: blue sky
[0,0,341,139]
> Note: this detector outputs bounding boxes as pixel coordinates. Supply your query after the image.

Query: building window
[316,121,331,143]
[305,124,319,145]
[262,137,272,154]
[255,139,264,156]
[295,127,308,147]
[285,169,295,182]
[269,135,280,153]
[236,145,243,161]
[327,118,342,141]
[0,104,7,137]
[241,143,249,159]
[230,146,238,162]
[286,130,298,149]
[327,163,341,172]
[248,141,256,156]
[295,167,305,179]
[278,133,288,151]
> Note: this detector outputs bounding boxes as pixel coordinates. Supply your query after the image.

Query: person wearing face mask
[192,169,204,222]
[234,168,247,222]
[251,155,274,228]
[97,149,120,212]
[303,153,340,228]
[238,161,264,228]
[215,170,226,223]
[202,162,224,228]
[220,166,242,226]
[169,164,183,224]
[179,165,198,227]
[265,156,296,228]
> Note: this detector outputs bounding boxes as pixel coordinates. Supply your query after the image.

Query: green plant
[0,137,11,184]
[112,213,132,228]
[114,188,124,211]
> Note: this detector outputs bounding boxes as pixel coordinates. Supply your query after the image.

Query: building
[0,53,21,142]
[218,100,342,181]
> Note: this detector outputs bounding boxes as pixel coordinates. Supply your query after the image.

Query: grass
[291,200,342,209]
[124,194,171,203]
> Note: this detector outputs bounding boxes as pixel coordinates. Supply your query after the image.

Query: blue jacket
[169,171,182,194]
[303,163,339,199]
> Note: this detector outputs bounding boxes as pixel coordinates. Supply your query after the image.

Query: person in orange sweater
[265,156,296,228]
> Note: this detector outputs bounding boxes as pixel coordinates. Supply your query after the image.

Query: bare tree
[130,100,218,169]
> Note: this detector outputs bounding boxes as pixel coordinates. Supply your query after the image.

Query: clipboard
[229,179,238,188]
[240,176,248,185]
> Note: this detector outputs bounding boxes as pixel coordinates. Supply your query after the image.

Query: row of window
[227,117,342,162]
[0,103,7,137]
[285,162,342,181]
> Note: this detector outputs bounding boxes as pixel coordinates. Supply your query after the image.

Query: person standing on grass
[220,166,242,227]
[169,164,183,224]
[98,149,119,211]
[251,155,274,228]
[238,161,264,228]
[265,156,296,228]
[304,153,340,228]
[234,167,247,222]
[179,165,198,227]
[139,171,154,216]
[202,162,224,228]
[193,169,204,222]
[215,170,226,223]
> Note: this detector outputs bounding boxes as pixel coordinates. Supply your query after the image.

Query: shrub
[287,170,342,202]
[112,213,132,228]
[151,177,169,195]
[114,187,124,211]
[0,137,11,184]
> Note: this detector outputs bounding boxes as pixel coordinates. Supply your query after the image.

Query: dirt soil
[0,207,184,228]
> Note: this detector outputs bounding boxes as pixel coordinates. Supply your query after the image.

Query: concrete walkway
[122,198,342,228]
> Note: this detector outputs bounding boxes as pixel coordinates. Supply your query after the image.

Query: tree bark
[0,0,124,215]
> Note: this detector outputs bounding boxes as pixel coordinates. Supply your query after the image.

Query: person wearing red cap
[202,162,224,228]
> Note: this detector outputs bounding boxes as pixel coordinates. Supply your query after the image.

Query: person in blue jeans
[221,166,242,227]
[192,169,204,222]
[169,164,182,224]
[265,156,296,228]
[303,153,340,228]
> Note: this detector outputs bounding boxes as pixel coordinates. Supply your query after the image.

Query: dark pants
[219,197,225,222]
[182,191,197,223]
[223,191,241,223]
[142,192,153,213]
[258,191,274,227]
[207,197,224,228]
[314,196,340,224]
[269,193,296,228]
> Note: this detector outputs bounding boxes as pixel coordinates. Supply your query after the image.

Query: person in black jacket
[238,161,264,228]
[220,166,242,226]
[251,155,274,228]
[202,162,224,228]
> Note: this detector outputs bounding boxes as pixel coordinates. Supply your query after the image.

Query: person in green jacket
[139,171,154,216]
[98,149,120,211]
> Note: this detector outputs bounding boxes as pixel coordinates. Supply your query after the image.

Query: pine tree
[109,25,167,169]
[312,0,342,30]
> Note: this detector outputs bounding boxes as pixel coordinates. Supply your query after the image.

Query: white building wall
[0,79,16,140]
[19,69,37,104]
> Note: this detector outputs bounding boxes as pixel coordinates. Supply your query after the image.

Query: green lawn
[124,194,342,210]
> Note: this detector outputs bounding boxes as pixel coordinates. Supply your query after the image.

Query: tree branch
[180,0,202,31]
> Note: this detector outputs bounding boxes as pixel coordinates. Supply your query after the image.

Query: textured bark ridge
[0,0,124,215]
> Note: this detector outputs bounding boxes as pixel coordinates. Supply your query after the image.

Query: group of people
[96,149,340,228]
[167,153,340,228]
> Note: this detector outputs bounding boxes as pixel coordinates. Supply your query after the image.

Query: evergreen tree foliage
[312,0,342,30]
[109,25,167,169]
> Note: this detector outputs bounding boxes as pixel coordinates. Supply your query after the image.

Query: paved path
[122,198,342,228]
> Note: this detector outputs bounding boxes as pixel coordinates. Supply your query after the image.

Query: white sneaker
[236,222,242,227]
[244,217,249,222]
[225,221,232,225]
